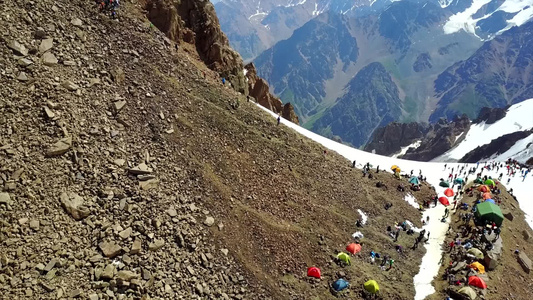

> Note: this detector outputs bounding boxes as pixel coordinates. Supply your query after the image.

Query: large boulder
[518,252,531,273]
[60,192,90,220]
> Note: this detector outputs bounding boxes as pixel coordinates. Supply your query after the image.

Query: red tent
[444,188,454,197]
[468,276,487,289]
[346,243,362,254]
[438,197,450,206]
[307,267,321,279]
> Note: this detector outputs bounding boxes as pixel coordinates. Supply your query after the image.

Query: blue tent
[332,278,349,292]
[409,176,420,185]
[485,199,495,204]
[454,178,465,184]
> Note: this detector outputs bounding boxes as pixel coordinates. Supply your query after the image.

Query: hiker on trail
[394,229,400,242]
[222,78,226,85]
[388,258,394,270]
[443,208,449,218]
[376,165,380,173]
[444,164,447,170]
[507,177,511,184]
[277,115,281,125]
[352,160,356,168]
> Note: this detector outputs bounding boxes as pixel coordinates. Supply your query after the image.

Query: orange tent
[468,276,487,289]
[444,188,454,197]
[439,197,450,206]
[307,267,321,279]
[478,185,489,193]
[346,243,362,254]
[482,192,492,200]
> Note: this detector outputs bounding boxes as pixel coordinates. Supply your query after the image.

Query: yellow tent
[337,252,351,265]
[363,280,379,294]
[391,165,401,173]
[458,286,477,299]
[468,262,485,274]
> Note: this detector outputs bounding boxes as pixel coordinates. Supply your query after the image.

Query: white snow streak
[357,209,368,225]
[404,194,420,209]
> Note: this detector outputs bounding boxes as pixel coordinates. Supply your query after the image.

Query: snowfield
[255,102,532,300]
[435,99,533,162]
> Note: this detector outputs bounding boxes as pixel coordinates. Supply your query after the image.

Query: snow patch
[357,209,368,225]
[392,140,422,158]
[404,194,420,209]
[443,0,493,35]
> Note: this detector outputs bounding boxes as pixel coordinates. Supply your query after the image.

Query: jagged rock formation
[144,0,248,93]
[474,106,507,124]
[459,130,533,163]
[364,122,428,156]
[401,115,470,161]
[413,53,432,72]
[245,63,299,124]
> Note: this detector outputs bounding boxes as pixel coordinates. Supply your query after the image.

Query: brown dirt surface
[430,184,533,300]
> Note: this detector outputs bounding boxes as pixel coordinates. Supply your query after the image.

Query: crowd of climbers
[309,154,531,297]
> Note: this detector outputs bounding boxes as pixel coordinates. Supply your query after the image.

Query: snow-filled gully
[254,103,532,299]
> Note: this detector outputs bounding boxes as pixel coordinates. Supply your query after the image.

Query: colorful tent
[444,188,454,197]
[337,252,351,265]
[474,178,483,184]
[458,286,477,299]
[454,178,465,184]
[482,192,492,200]
[467,248,484,260]
[363,280,379,294]
[475,202,504,227]
[485,199,495,204]
[346,243,362,254]
[438,196,450,206]
[468,262,486,274]
[484,179,495,187]
[468,276,487,289]
[332,278,349,292]
[409,176,420,185]
[478,185,489,193]
[439,181,450,187]
[391,165,401,173]
[307,267,321,279]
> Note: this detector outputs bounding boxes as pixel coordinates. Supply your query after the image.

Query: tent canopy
[363,280,379,294]
[444,188,454,197]
[455,178,465,184]
[475,202,504,226]
[458,286,477,299]
[337,252,351,265]
[439,196,450,206]
[478,185,489,193]
[468,262,485,274]
[482,192,492,200]
[467,248,484,259]
[439,181,450,187]
[468,276,487,289]
[485,199,495,204]
[391,165,401,173]
[474,178,483,184]
[484,179,495,187]
[409,176,420,185]
[307,267,321,279]
[332,278,349,292]
[346,243,362,254]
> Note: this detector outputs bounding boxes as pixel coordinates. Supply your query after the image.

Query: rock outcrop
[144,0,247,93]
[245,63,299,124]
[474,106,507,124]
[364,122,428,156]
[401,115,470,161]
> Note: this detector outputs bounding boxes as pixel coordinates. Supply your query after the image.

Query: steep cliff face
[364,122,428,156]
[459,130,533,163]
[144,0,248,93]
[143,0,299,123]
[400,115,471,161]
[245,63,299,124]
[474,106,507,124]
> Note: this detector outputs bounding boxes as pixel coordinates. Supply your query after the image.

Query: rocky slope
[0,0,431,299]
[311,62,402,148]
[431,21,533,122]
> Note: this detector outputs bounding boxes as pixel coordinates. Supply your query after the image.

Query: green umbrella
[439,181,450,187]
